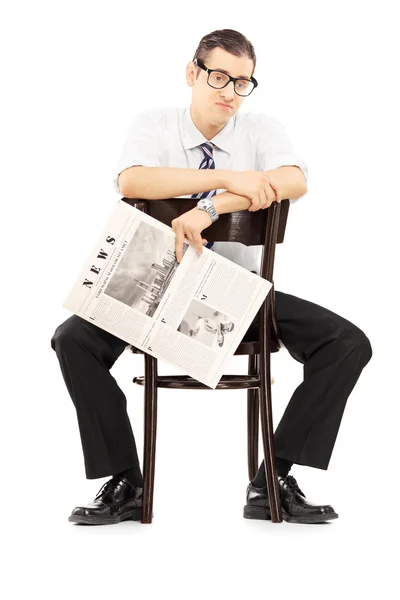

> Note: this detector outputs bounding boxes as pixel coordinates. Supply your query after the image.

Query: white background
[1,0,399,597]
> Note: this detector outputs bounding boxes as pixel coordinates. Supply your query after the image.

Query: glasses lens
[235,79,254,96]
[208,71,230,88]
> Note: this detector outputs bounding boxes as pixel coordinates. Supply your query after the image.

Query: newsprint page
[63,200,273,388]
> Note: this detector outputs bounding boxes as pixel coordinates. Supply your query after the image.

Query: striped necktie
[191,142,216,250]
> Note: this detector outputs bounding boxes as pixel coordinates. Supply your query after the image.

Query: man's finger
[193,231,204,255]
[184,230,193,243]
[253,193,261,211]
[268,179,281,202]
[265,181,277,205]
[175,224,185,263]
[258,191,264,209]
[258,188,267,210]
[264,183,275,208]
[186,229,203,255]
[249,194,258,212]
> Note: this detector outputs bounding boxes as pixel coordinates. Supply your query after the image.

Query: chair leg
[247,355,259,482]
[142,354,158,524]
[259,307,283,523]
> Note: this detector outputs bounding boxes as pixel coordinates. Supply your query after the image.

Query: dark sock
[251,457,293,488]
[116,466,143,488]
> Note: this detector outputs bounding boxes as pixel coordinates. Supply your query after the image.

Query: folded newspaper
[63,200,273,388]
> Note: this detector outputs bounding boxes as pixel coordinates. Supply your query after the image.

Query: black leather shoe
[69,476,144,525]
[243,474,338,524]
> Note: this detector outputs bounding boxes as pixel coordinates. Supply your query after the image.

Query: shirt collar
[183,106,234,154]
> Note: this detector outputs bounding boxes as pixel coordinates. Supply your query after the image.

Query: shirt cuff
[112,162,158,195]
[264,153,308,186]
[264,154,308,205]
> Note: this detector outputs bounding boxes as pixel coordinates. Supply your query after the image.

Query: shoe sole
[243,505,339,524]
[68,507,151,525]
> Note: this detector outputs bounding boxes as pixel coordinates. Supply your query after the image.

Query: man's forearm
[118,166,230,199]
[213,191,252,215]
[212,166,307,216]
[266,166,307,200]
[118,164,307,206]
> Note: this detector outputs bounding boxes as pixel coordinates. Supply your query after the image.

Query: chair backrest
[121,198,290,285]
[122,197,290,348]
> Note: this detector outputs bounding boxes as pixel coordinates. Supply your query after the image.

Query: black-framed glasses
[193,58,258,97]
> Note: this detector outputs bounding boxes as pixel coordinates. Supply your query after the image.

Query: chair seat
[133,373,275,390]
[129,338,281,356]
[234,339,281,354]
[134,374,262,390]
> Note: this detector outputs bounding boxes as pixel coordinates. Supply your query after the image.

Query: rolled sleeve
[256,114,309,204]
[112,111,161,194]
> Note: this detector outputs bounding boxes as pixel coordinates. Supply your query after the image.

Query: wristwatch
[197,198,219,223]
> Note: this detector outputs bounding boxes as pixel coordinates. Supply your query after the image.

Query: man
[51,29,372,525]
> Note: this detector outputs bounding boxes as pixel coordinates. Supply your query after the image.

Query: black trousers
[50,290,372,479]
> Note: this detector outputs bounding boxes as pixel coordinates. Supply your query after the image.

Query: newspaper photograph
[63,200,273,388]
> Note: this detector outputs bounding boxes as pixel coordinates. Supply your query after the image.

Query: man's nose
[219,80,235,100]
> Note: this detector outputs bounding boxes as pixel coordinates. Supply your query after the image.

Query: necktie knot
[200,142,215,159]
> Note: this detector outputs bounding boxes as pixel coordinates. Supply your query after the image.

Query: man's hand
[224,170,281,211]
[171,207,213,263]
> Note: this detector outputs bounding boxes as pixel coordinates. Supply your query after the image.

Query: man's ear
[186,62,195,87]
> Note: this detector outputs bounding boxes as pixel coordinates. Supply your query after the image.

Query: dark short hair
[192,29,256,79]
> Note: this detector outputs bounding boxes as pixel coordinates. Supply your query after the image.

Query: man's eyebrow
[213,67,251,79]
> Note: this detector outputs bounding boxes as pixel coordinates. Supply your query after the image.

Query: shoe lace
[284,475,305,497]
[95,475,122,500]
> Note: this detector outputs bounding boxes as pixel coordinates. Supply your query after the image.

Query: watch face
[198,199,209,209]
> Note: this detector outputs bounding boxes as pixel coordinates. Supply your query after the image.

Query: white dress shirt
[113,106,308,274]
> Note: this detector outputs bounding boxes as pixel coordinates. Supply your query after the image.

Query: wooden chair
[121,197,290,524]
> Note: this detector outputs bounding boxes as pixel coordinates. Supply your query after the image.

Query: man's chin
[213,107,232,121]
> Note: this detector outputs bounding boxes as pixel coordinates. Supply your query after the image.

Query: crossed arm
[118,165,307,262]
